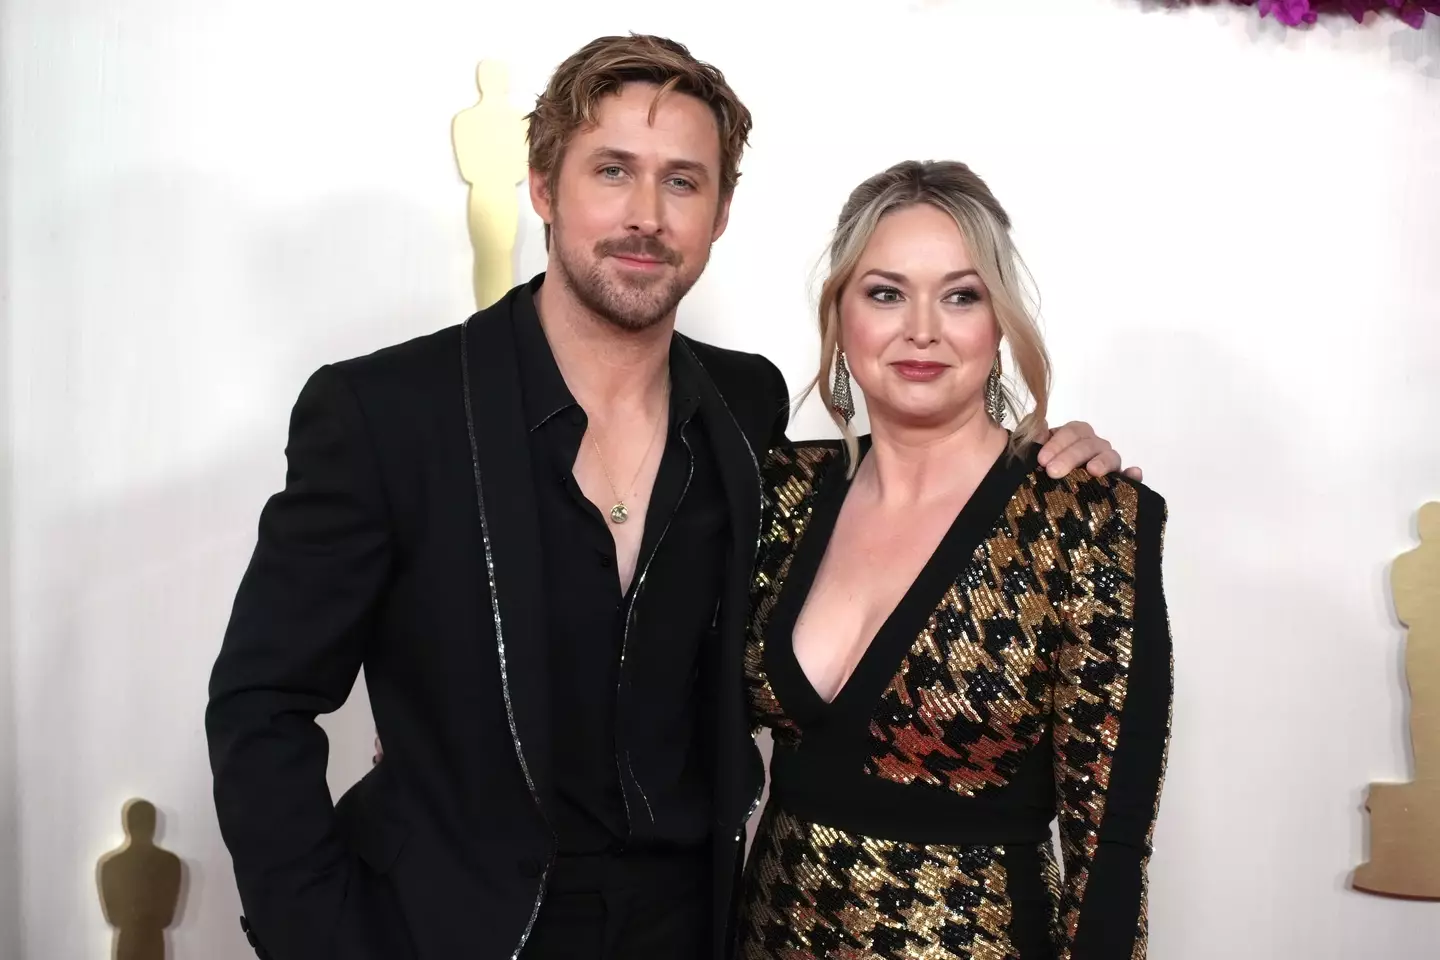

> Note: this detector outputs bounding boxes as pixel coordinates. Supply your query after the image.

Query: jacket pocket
[337,762,413,875]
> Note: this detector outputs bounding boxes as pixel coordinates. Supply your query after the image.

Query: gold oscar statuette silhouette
[97,799,183,960]
[1354,502,1440,899]
[452,59,529,311]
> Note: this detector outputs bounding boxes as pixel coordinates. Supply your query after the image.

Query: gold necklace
[588,387,669,524]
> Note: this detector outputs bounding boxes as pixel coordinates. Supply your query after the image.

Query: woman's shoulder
[763,438,847,470]
[764,438,845,464]
[1023,452,1167,531]
[761,439,847,491]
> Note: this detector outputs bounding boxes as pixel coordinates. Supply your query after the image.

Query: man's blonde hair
[526,34,753,245]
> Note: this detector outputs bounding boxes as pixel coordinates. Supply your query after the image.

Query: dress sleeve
[1052,481,1173,960]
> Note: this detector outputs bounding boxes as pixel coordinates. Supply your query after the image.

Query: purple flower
[1339,0,1372,20]
[1396,1,1426,26]
[1180,1,1432,28]
[1259,0,1319,24]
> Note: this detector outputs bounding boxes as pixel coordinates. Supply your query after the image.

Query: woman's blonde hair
[807,160,1051,474]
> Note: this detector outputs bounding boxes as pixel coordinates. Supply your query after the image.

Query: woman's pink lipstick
[892,360,948,382]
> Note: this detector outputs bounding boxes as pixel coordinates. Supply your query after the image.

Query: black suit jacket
[206,279,788,960]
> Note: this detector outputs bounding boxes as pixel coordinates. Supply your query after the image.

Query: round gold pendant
[609,503,629,524]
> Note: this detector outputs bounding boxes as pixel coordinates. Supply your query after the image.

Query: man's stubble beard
[551,217,708,334]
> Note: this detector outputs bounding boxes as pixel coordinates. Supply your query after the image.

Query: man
[205,34,1135,960]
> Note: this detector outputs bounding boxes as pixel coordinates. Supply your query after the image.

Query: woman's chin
[867,397,1004,434]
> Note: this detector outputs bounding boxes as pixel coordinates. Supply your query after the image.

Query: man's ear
[529,167,553,225]
[711,192,732,242]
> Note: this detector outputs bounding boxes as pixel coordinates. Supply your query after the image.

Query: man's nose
[625,179,662,235]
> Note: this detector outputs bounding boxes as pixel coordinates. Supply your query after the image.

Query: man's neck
[533,272,673,418]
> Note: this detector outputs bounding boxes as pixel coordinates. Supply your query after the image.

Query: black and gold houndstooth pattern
[743,445,835,746]
[740,805,1062,960]
[864,465,1148,953]
[742,443,1171,960]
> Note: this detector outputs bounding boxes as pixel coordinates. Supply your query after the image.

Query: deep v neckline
[764,437,1035,732]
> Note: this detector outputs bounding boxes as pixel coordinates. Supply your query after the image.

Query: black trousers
[519,848,711,960]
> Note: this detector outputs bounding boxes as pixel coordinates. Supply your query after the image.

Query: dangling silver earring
[985,354,1008,425]
[832,350,855,424]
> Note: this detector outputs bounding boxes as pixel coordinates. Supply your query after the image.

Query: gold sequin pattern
[740,805,1039,960]
[744,446,840,744]
[742,449,1167,959]
[864,470,1078,795]
[858,467,1155,958]
[1047,476,1142,958]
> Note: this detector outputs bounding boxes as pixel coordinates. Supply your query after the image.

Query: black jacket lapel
[460,288,554,821]
[675,338,766,808]
[676,340,763,636]
[676,338,769,960]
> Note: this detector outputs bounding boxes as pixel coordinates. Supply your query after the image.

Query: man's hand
[1034,421,1143,481]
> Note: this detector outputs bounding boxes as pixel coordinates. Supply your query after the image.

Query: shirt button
[600,555,613,568]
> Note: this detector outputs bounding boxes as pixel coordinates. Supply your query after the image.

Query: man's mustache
[596,236,681,266]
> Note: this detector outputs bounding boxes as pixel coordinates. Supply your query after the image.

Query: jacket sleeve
[205,363,394,960]
[1052,481,1173,959]
[765,357,791,448]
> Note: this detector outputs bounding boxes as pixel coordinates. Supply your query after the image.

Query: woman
[740,160,1172,960]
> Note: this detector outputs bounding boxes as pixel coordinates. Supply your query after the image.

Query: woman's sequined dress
[739,441,1173,960]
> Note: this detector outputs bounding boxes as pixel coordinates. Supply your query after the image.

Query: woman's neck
[856,408,1010,509]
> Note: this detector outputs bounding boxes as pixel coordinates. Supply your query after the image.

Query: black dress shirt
[513,287,728,856]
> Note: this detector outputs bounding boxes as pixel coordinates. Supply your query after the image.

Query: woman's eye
[866,286,902,303]
[946,288,982,305]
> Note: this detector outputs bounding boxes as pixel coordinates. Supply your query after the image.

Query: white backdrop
[1,0,17,948]
[4,1,1440,958]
